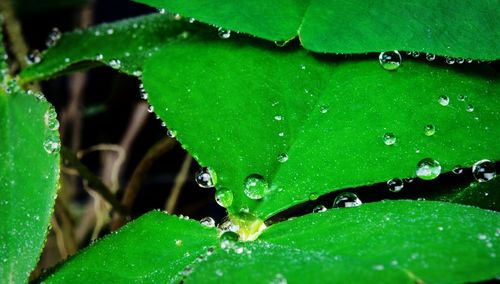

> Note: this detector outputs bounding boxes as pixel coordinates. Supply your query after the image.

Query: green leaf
[134,0,500,60]
[20,14,194,82]
[40,211,218,283]
[186,201,500,283]
[141,38,500,220]
[43,201,500,283]
[0,82,60,282]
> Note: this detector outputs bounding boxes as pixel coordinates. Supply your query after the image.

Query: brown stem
[165,153,192,213]
[112,137,177,229]
[60,146,128,215]
[0,0,29,70]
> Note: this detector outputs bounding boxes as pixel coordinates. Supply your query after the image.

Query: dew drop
[472,160,496,182]
[166,129,177,138]
[425,53,436,61]
[200,217,215,228]
[147,105,154,113]
[333,192,362,208]
[133,70,142,77]
[26,50,41,65]
[410,51,420,58]
[424,124,436,136]
[445,57,455,64]
[387,178,404,192]
[195,167,217,188]
[95,54,104,61]
[383,132,396,145]
[274,115,283,121]
[220,231,239,250]
[438,95,449,106]
[319,105,328,114]
[45,27,61,47]
[188,18,196,23]
[416,158,441,180]
[309,192,319,201]
[106,28,114,35]
[217,27,231,39]
[378,51,401,71]
[466,104,474,112]
[456,58,465,64]
[312,205,327,213]
[277,153,288,163]
[43,138,60,154]
[452,166,464,175]
[175,239,183,246]
[243,174,268,200]
[215,187,234,207]
[457,94,467,101]
[109,59,121,69]
[158,8,166,14]
[44,107,59,131]
[218,217,239,233]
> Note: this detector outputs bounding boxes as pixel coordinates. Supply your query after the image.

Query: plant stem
[60,146,128,216]
[165,153,192,213]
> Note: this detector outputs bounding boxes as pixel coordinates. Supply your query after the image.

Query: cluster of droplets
[45,27,61,47]
[43,105,60,154]
[26,50,41,65]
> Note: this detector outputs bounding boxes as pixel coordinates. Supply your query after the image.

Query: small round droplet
[45,27,61,47]
[312,205,327,213]
[195,167,217,188]
[274,115,283,121]
[95,54,104,61]
[215,187,234,207]
[175,239,183,246]
[106,28,114,35]
[466,104,474,112]
[438,95,449,106]
[277,153,288,163]
[416,158,441,180]
[200,217,215,228]
[166,129,177,138]
[410,51,420,58]
[387,178,404,192]
[452,166,464,175]
[425,53,436,61]
[308,192,319,201]
[158,8,166,14]
[217,27,231,39]
[319,105,328,114]
[243,174,268,200]
[472,160,496,182]
[26,50,41,65]
[333,192,362,208]
[457,94,467,101]
[383,132,396,145]
[44,107,59,131]
[147,105,154,113]
[424,124,436,136]
[188,18,196,23]
[456,58,465,64]
[378,51,402,71]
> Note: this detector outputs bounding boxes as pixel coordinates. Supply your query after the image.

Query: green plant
[1,0,499,283]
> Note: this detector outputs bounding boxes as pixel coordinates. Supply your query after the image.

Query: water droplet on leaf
[438,95,449,106]
[472,160,496,182]
[378,51,401,71]
[215,187,233,207]
[387,178,404,192]
[416,158,441,180]
[277,153,288,163]
[312,205,327,213]
[200,217,215,228]
[383,132,396,145]
[217,27,231,39]
[333,192,362,208]
[195,167,217,188]
[243,174,268,200]
[424,124,436,136]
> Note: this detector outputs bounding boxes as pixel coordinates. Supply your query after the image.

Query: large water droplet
[383,132,396,145]
[333,192,362,208]
[195,167,217,188]
[200,217,215,228]
[472,160,496,182]
[277,153,288,163]
[438,95,449,106]
[45,27,61,47]
[220,231,239,250]
[215,187,233,208]
[424,124,436,136]
[312,205,327,213]
[387,178,404,192]
[416,158,441,180]
[378,51,401,71]
[243,174,268,200]
[218,28,231,39]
